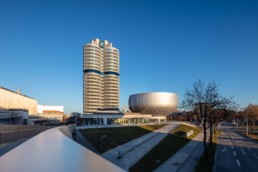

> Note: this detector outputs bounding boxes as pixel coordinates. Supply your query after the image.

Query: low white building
[37,105,64,121]
[37,105,64,114]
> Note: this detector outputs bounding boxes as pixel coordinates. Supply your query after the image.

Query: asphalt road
[0,138,28,156]
[214,122,258,172]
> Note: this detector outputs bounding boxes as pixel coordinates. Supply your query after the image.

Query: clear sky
[0,0,257,113]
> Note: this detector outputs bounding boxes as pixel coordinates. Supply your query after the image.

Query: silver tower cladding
[83,38,119,113]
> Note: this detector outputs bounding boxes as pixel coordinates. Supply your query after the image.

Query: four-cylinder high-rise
[83,38,119,113]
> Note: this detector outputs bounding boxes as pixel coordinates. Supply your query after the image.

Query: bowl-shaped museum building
[129,92,178,116]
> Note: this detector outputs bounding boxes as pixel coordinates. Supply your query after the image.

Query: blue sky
[0,0,257,113]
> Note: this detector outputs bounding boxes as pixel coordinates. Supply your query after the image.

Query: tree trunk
[203,129,208,158]
[209,122,213,149]
[203,118,208,158]
[249,121,254,134]
[213,121,217,134]
[251,121,255,133]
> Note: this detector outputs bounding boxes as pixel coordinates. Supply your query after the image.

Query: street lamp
[100,135,107,151]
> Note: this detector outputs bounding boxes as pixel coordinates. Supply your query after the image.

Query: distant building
[37,105,64,121]
[78,112,166,126]
[83,38,120,113]
[0,109,29,124]
[79,92,178,126]
[37,105,64,115]
[0,86,37,114]
[129,92,178,116]
[71,112,81,117]
[0,86,65,123]
[80,39,179,126]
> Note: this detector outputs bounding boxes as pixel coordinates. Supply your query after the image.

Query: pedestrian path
[102,123,178,171]
[154,130,209,172]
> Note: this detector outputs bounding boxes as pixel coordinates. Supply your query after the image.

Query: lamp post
[100,135,107,151]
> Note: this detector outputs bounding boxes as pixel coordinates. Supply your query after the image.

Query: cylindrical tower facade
[83,39,103,113]
[83,39,119,113]
[103,45,119,111]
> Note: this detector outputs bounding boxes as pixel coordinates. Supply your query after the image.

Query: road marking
[241,149,245,155]
[236,159,241,166]
[231,146,234,149]
[233,151,236,156]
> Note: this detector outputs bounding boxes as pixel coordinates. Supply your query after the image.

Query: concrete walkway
[102,123,178,171]
[154,130,210,172]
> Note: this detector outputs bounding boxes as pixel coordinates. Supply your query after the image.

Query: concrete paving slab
[154,129,211,172]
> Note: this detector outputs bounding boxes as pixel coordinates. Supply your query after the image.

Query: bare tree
[245,104,258,134]
[181,80,234,157]
[210,108,226,133]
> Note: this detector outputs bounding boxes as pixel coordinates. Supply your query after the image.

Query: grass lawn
[234,126,258,141]
[245,133,258,141]
[130,124,201,172]
[195,130,221,172]
[239,131,258,142]
[79,124,167,153]
[236,130,258,141]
